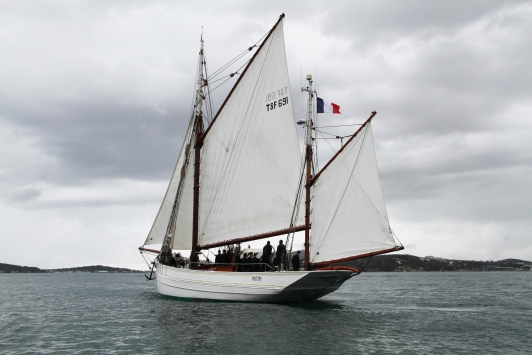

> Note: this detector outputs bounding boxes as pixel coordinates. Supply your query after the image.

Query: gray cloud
[1,1,531,268]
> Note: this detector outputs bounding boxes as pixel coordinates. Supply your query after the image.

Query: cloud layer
[1,1,531,268]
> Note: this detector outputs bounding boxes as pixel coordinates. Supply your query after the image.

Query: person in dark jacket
[190,248,199,265]
[262,241,273,267]
[292,250,301,271]
[220,249,229,265]
[241,253,249,272]
[275,240,286,269]
[235,251,242,271]
[247,253,253,271]
[250,253,260,272]
[227,248,234,264]
[215,250,222,265]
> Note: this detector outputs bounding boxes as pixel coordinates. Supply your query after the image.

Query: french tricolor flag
[317,97,341,114]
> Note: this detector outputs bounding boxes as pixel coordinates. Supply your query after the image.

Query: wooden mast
[302,75,315,270]
[192,36,205,253]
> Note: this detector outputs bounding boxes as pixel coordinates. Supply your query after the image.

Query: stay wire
[207,57,252,95]
[209,74,233,85]
[207,48,249,80]
[316,123,363,129]
[317,130,337,154]
[208,76,234,94]
[202,55,214,125]
[285,140,308,253]
[207,30,268,80]
[314,129,340,137]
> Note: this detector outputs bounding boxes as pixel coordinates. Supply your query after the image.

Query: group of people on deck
[213,240,302,271]
[162,250,185,268]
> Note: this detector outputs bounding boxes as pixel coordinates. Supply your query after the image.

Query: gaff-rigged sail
[143,117,195,250]
[198,19,304,246]
[310,122,399,264]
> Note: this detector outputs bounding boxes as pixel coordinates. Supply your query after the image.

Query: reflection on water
[0,272,531,354]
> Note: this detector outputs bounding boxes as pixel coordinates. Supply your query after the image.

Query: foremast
[154,35,205,262]
[192,36,205,253]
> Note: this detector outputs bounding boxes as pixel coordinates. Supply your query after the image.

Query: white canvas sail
[198,20,304,246]
[171,138,194,250]
[310,122,397,263]
[143,117,195,248]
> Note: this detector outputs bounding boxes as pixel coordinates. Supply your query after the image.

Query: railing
[187,262,277,272]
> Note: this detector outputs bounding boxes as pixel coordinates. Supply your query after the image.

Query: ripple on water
[0,272,531,354]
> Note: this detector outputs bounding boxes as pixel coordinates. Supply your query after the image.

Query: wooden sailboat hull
[155,262,354,303]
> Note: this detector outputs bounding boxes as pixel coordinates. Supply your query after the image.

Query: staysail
[310,121,398,264]
[143,117,195,250]
[198,18,304,246]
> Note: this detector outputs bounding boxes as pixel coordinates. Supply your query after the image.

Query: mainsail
[310,121,397,264]
[198,19,304,246]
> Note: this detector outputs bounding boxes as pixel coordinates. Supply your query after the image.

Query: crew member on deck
[292,250,301,271]
[242,253,249,272]
[227,248,234,264]
[215,250,222,265]
[175,252,185,268]
[221,249,229,265]
[276,240,286,270]
[235,251,242,271]
[250,253,260,272]
[262,241,273,267]
[246,253,253,271]
[190,247,200,264]
[170,252,178,267]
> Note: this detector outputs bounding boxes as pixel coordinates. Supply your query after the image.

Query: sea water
[0,272,530,354]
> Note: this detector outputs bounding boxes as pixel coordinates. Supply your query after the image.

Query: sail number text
[266,87,288,102]
[266,86,289,112]
[266,97,289,111]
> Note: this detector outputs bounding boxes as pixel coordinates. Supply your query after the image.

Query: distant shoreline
[0,263,148,274]
[2,254,531,274]
[343,254,532,272]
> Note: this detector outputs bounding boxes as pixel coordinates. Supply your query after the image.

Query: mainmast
[192,36,205,253]
[302,74,315,270]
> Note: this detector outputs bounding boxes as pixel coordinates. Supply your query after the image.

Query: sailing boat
[139,14,403,302]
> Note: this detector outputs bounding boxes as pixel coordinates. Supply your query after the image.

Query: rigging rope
[316,123,363,128]
[285,138,308,255]
[317,130,337,154]
[202,55,214,125]
[207,30,268,81]
[207,48,250,80]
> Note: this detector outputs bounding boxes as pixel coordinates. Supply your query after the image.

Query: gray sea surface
[0,271,531,354]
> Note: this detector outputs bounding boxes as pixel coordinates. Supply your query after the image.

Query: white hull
[155,262,354,303]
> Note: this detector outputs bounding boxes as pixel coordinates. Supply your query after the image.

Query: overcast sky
[1,0,531,269]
